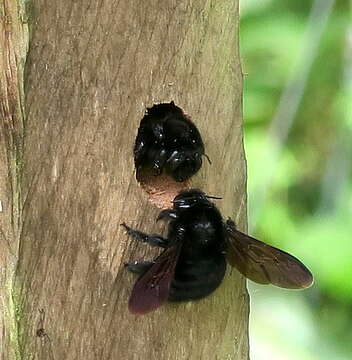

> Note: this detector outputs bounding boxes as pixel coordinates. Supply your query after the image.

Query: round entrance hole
[134,102,207,208]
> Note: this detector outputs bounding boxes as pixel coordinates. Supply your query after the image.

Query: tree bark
[0,0,28,359]
[1,1,248,359]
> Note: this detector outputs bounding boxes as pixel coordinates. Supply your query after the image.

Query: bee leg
[224,217,237,231]
[156,209,178,222]
[124,260,155,274]
[121,223,171,248]
[134,132,149,169]
[151,149,168,175]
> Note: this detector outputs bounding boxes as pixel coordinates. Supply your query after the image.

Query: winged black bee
[121,189,313,314]
[134,102,210,182]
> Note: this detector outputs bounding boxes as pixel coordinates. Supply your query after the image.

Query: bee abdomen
[169,256,226,301]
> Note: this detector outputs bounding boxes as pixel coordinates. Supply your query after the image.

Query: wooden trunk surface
[1,1,249,359]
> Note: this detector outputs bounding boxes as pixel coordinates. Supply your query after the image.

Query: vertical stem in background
[249,0,335,230]
[318,11,352,213]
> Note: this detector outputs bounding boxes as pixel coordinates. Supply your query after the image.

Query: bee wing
[225,221,313,289]
[129,246,181,314]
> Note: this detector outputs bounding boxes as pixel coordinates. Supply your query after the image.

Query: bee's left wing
[128,245,182,314]
[225,219,313,289]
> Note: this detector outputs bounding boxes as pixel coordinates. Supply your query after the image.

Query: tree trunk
[1,1,248,359]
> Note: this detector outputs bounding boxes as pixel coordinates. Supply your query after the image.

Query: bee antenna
[203,153,212,165]
[205,194,222,200]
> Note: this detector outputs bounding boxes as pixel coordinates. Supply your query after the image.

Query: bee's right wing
[225,220,313,289]
[128,245,181,314]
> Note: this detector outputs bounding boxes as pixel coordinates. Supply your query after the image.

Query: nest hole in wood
[134,102,192,209]
[136,169,189,209]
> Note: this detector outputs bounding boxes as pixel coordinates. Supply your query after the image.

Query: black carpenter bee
[121,189,314,314]
[134,101,209,182]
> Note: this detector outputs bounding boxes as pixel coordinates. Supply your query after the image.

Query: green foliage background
[241,1,352,359]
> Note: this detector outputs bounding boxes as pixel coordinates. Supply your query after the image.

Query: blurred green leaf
[241,1,352,358]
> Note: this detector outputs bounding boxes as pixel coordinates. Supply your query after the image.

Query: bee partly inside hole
[134,101,205,208]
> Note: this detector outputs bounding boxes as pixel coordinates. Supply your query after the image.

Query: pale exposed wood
[1,1,249,359]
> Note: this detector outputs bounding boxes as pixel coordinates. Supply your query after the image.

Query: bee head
[172,189,221,210]
[167,151,203,182]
